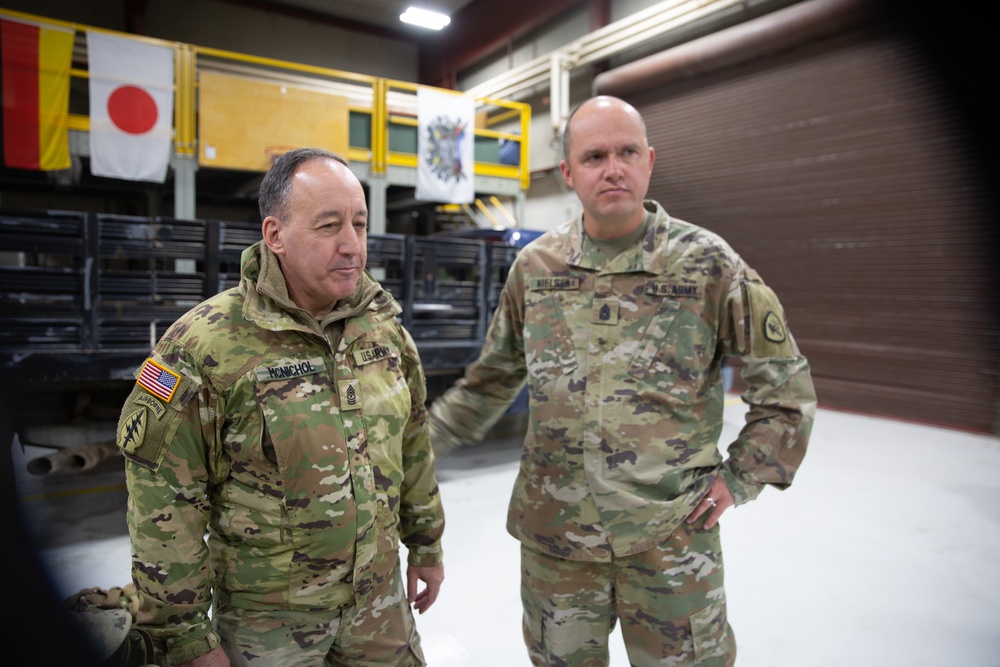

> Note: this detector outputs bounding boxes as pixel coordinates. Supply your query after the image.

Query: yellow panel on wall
[198,70,349,171]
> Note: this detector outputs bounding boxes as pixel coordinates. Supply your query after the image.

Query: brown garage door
[600,13,998,432]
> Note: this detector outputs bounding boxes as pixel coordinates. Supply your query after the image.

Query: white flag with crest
[415,88,475,204]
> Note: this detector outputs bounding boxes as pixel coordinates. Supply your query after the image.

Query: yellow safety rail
[382,79,531,190]
[0,8,530,190]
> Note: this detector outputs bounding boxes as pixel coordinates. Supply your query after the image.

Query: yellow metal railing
[1,8,530,189]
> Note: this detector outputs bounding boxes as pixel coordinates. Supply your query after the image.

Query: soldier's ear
[560,160,574,189]
[262,216,285,256]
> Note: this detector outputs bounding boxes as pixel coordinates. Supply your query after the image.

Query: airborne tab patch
[133,393,166,420]
[137,359,181,403]
[529,277,580,291]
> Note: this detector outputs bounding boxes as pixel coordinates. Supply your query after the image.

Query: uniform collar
[561,201,673,275]
[239,241,399,334]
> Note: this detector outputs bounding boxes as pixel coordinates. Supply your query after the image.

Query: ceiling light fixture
[400,7,451,30]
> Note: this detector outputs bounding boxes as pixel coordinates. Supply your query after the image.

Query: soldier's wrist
[406,550,443,568]
[718,466,763,506]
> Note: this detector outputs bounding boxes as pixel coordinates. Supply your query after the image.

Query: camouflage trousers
[520,520,736,667]
[214,550,426,667]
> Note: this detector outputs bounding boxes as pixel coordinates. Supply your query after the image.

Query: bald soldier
[116,148,444,667]
[430,96,816,666]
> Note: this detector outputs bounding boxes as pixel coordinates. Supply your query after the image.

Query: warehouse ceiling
[254,0,479,37]
[220,0,589,87]
[280,0,472,37]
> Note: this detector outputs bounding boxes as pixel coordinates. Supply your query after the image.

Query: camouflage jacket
[431,201,815,562]
[116,241,443,664]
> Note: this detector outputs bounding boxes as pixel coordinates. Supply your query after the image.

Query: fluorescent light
[400,7,451,30]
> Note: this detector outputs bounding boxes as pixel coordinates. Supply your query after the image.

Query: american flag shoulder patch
[137,358,181,403]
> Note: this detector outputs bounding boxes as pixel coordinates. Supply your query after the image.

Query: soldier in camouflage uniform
[430,96,816,666]
[116,149,444,667]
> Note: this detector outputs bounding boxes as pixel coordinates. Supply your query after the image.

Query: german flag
[1,17,74,170]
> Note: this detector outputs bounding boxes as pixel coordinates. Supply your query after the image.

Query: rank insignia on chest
[592,298,619,325]
[340,378,362,411]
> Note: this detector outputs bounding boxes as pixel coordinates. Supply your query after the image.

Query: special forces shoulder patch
[117,408,147,454]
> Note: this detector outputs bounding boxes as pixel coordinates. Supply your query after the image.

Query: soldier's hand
[177,645,230,667]
[685,475,734,529]
[407,563,444,614]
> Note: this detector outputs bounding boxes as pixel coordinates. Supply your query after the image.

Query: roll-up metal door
[598,3,998,432]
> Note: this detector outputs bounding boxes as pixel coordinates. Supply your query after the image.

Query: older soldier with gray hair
[116,148,444,667]
[430,96,816,666]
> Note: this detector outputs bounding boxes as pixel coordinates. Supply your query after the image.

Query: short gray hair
[258,148,348,221]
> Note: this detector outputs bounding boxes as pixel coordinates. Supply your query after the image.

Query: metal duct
[26,442,120,476]
[594,0,880,97]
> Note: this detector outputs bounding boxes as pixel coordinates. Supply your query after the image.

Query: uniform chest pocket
[523,293,579,388]
[625,299,699,390]
[252,357,341,470]
[350,343,410,463]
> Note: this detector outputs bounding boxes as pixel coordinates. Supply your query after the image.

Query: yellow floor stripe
[19,482,127,503]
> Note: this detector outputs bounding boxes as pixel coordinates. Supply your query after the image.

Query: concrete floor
[10,398,1000,666]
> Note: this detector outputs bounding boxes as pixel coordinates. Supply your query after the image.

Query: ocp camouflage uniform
[430,201,816,666]
[116,241,444,666]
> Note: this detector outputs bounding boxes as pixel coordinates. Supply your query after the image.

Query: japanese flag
[87,31,173,183]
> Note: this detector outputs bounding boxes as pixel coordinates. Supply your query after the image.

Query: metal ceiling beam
[595,0,878,98]
[418,0,588,89]
[464,0,800,140]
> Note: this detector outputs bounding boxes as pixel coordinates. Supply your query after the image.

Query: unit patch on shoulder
[118,408,147,454]
[137,358,181,403]
[763,310,787,344]
[745,281,795,358]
